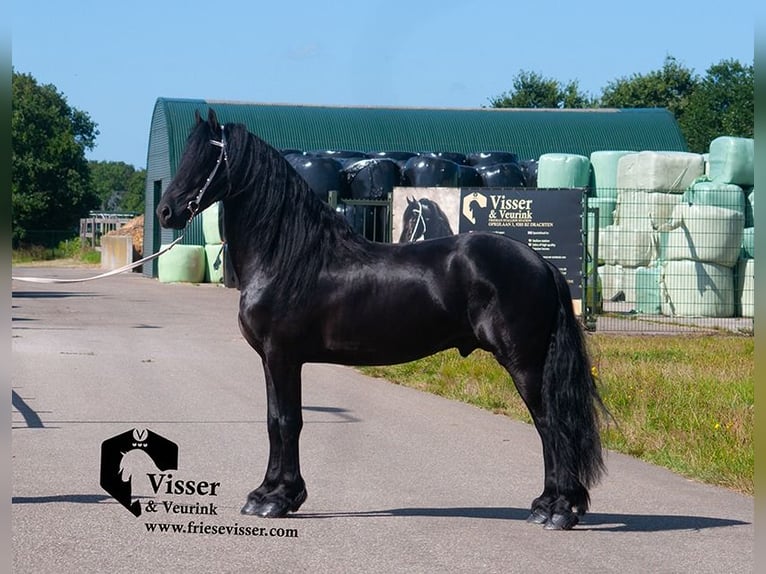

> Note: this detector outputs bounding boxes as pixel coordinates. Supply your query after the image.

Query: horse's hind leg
[241,356,308,517]
[503,364,589,531]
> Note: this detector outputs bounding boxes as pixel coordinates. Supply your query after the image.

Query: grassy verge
[12,239,100,265]
[361,334,753,495]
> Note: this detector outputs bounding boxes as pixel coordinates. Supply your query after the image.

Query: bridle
[187,125,230,218]
[408,199,427,242]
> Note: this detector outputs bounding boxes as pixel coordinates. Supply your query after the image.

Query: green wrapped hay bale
[682,180,745,214]
[621,265,638,304]
[736,258,754,318]
[660,260,734,317]
[745,191,754,227]
[635,265,662,314]
[597,264,624,301]
[708,136,754,186]
[536,153,591,189]
[589,150,634,200]
[741,227,754,259]
[598,225,620,265]
[587,197,616,229]
[616,151,705,192]
[660,204,744,268]
[205,244,225,283]
[158,244,206,283]
[614,227,657,268]
[586,199,616,262]
[202,202,223,244]
[614,190,682,231]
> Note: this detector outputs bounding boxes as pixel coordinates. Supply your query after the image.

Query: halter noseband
[187,125,230,218]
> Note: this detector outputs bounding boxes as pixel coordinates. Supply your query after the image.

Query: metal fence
[80,214,138,248]
[585,189,754,334]
[328,190,754,335]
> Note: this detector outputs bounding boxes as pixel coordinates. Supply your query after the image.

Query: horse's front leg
[241,356,307,517]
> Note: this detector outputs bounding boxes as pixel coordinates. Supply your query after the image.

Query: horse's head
[398,196,454,243]
[398,196,428,242]
[157,108,230,229]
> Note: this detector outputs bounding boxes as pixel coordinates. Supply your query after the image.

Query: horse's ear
[407,196,414,205]
[208,108,220,131]
[194,109,203,125]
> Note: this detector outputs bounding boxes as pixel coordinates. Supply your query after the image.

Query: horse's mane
[222,123,371,303]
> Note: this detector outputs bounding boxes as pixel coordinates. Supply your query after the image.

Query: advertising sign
[392,187,585,299]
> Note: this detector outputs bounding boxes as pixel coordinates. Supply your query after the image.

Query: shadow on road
[295,506,750,532]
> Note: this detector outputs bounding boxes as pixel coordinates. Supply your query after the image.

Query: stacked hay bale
[598,151,705,313]
[704,137,754,318]
[202,202,225,284]
[158,202,224,284]
[594,137,754,318]
[158,243,206,283]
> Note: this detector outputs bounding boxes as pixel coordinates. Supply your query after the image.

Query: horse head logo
[461,191,488,225]
[100,428,179,517]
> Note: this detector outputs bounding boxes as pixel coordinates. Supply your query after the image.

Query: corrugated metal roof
[154,98,688,163]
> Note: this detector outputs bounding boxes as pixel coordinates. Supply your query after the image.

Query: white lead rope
[13,127,229,285]
[11,234,186,284]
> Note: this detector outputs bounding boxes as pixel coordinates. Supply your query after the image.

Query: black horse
[398,197,455,243]
[157,109,607,531]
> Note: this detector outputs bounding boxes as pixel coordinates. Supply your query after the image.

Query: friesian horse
[398,197,455,243]
[157,109,607,530]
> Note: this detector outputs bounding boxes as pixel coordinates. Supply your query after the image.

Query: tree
[89,160,146,213]
[12,71,100,244]
[489,70,595,109]
[599,55,698,127]
[679,59,754,153]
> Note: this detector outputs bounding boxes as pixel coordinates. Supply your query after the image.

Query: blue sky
[12,0,755,168]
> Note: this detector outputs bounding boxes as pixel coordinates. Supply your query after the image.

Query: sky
[11,0,756,169]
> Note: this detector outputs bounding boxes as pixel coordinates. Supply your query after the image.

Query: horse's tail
[542,264,607,509]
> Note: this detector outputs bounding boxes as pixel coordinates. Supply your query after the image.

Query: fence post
[583,203,599,331]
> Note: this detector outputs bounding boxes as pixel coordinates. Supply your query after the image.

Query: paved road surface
[12,268,753,573]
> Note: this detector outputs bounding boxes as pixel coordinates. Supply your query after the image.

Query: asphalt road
[12,267,753,573]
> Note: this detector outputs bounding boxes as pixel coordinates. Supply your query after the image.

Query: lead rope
[11,229,188,284]
[12,128,229,284]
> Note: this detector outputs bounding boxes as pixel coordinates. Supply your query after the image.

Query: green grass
[12,238,101,265]
[361,334,753,495]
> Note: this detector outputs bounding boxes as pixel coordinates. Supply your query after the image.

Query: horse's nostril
[159,204,171,222]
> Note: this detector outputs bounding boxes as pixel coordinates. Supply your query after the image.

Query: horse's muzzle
[156,203,186,229]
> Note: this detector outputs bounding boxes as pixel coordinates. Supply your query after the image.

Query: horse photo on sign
[156,109,608,531]
[394,192,457,243]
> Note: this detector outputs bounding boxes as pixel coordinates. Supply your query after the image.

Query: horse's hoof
[242,500,289,518]
[544,512,579,531]
[289,488,308,512]
[526,509,549,525]
[240,488,307,517]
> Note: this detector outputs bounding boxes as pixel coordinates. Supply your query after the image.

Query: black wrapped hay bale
[342,158,401,200]
[367,151,418,170]
[467,151,519,168]
[421,151,468,165]
[458,165,484,187]
[287,156,346,201]
[477,163,526,187]
[520,159,539,188]
[308,150,368,168]
[402,155,460,187]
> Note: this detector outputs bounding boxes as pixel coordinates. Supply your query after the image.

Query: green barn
[142,97,688,277]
